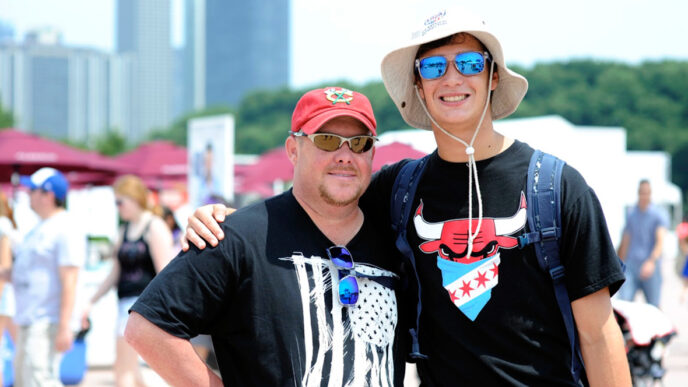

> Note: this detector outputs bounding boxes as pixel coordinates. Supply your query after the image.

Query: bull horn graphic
[494,192,527,236]
[413,193,528,241]
[414,201,443,241]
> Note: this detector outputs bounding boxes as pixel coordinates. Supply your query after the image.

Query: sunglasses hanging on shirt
[327,245,359,306]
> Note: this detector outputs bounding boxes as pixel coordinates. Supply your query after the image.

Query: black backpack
[390,149,584,382]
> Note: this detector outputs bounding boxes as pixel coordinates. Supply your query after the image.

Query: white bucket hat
[381,7,528,130]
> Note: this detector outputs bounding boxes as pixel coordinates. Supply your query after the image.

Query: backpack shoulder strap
[390,154,431,360]
[519,150,585,382]
[391,155,430,235]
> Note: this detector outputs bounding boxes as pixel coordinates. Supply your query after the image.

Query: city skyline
[1,0,686,89]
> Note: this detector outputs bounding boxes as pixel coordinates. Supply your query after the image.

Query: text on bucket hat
[291,87,377,135]
[20,167,69,201]
[380,7,528,130]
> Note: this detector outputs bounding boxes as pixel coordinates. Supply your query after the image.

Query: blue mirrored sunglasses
[415,51,491,80]
[327,246,359,306]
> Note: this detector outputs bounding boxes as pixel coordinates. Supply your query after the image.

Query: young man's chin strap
[413,59,495,257]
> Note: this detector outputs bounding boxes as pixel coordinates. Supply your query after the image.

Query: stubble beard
[318,184,362,207]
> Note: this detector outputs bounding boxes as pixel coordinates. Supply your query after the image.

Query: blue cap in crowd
[20,167,69,201]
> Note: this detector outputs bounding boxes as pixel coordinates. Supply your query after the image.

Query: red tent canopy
[0,129,123,184]
[115,141,188,190]
[238,147,293,192]
[372,141,427,172]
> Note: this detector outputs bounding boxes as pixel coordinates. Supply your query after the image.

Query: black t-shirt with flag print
[131,189,407,386]
[360,139,625,386]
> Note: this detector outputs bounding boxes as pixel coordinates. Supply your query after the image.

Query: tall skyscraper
[183,0,290,111]
[117,0,173,140]
[0,29,117,142]
[0,20,14,44]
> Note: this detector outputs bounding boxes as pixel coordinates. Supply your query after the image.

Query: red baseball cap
[291,87,377,135]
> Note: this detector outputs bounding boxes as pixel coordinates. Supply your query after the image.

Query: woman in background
[82,175,173,387]
[161,206,181,252]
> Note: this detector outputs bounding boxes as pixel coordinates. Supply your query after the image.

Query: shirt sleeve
[657,207,670,229]
[57,218,86,268]
[559,167,625,300]
[130,236,239,339]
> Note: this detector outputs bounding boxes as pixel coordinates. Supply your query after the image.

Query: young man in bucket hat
[373,7,629,385]
[125,87,408,386]
[182,7,630,386]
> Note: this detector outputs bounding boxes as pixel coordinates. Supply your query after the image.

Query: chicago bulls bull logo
[414,193,527,320]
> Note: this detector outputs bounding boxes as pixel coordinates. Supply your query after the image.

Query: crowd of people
[0,4,686,387]
[0,171,206,387]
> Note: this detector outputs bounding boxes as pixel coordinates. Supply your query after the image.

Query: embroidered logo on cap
[324,88,354,105]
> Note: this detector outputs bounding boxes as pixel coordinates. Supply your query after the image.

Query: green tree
[149,106,236,146]
[0,96,14,128]
[94,129,130,156]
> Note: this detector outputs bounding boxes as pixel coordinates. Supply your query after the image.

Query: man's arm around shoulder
[571,287,631,386]
[125,312,223,387]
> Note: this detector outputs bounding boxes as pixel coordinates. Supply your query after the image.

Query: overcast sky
[1,0,685,88]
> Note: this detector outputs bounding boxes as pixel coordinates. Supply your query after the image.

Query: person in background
[0,191,18,387]
[7,168,85,387]
[81,175,173,387]
[617,179,668,307]
[677,216,688,303]
[161,206,181,251]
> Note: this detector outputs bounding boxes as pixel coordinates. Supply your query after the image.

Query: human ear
[285,136,298,165]
[491,68,499,91]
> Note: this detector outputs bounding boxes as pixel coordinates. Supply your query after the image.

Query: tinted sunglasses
[291,132,377,154]
[327,246,359,306]
[415,51,491,80]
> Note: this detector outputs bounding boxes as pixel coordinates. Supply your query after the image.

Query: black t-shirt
[132,190,407,386]
[361,140,625,386]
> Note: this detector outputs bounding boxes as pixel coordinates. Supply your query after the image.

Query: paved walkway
[655,254,688,386]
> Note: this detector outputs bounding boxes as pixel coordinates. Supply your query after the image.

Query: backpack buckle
[541,226,559,241]
[549,265,566,281]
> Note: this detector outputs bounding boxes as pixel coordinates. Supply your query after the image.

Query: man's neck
[39,206,63,220]
[433,124,512,163]
[293,192,364,246]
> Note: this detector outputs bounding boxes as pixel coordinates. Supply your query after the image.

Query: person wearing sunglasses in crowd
[125,87,407,386]
[82,174,173,387]
[182,7,631,386]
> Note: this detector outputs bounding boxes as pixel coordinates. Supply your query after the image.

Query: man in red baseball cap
[125,87,407,385]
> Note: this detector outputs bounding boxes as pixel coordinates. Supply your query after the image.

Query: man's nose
[334,141,355,163]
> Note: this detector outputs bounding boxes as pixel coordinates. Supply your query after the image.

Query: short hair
[54,195,65,208]
[113,175,149,210]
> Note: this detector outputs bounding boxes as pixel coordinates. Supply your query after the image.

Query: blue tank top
[117,221,156,299]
